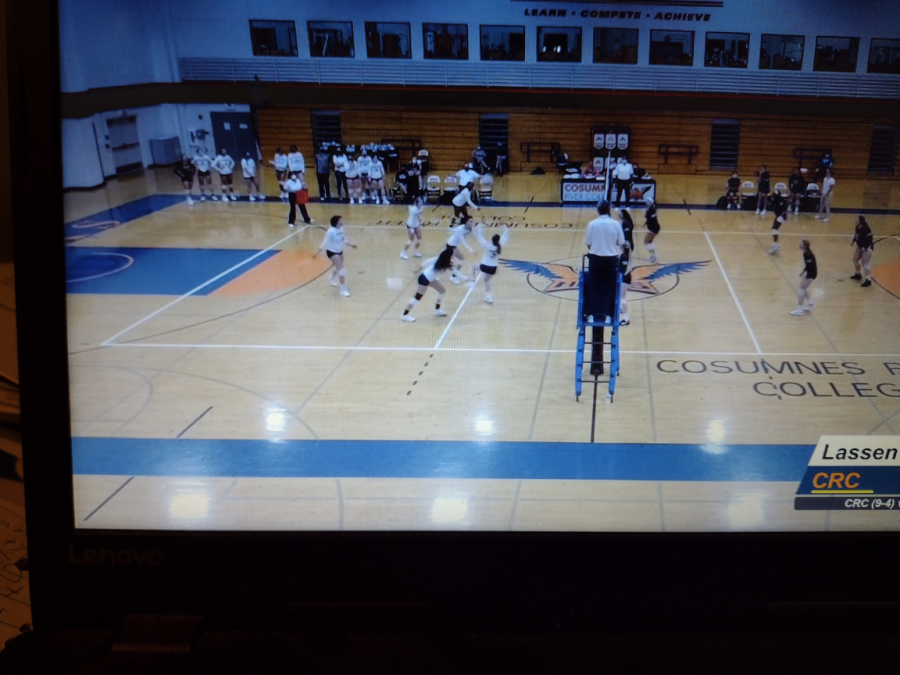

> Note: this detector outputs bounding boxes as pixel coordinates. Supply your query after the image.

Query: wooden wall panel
[257,105,899,182]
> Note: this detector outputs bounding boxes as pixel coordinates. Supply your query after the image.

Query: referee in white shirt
[584,199,626,320]
[613,157,634,207]
[583,200,625,374]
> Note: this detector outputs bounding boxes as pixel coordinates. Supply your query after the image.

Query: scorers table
[561,175,657,204]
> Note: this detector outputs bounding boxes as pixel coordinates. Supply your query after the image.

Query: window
[868,38,900,74]
[480,25,525,61]
[249,20,298,57]
[705,32,748,68]
[759,34,804,71]
[423,23,468,60]
[364,22,411,59]
[868,125,899,175]
[709,119,741,169]
[307,21,354,58]
[814,36,860,73]
[593,28,638,64]
[537,26,582,63]
[650,30,694,66]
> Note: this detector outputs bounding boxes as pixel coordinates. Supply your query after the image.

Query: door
[106,116,142,174]
[210,112,258,162]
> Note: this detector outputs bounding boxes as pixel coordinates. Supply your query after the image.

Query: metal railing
[180,58,900,100]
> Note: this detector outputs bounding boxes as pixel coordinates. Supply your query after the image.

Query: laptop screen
[58,1,899,535]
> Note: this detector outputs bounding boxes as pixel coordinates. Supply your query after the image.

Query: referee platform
[575,254,624,405]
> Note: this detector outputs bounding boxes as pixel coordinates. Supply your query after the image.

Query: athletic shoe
[861,279,872,287]
[435,308,447,317]
[187,198,194,206]
[413,251,422,258]
[790,307,805,316]
[450,276,461,285]
[349,198,355,204]
[382,198,390,204]
[805,302,815,311]
[400,251,409,259]
[249,195,255,202]
[200,196,206,201]
[339,288,350,297]
[815,215,822,220]
[850,273,862,280]
[211,195,219,201]
[329,273,339,286]
[230,194,237,201]
[755,209,760,215]
[737,204,741,210]
[401,314,416,322]
[620,316,630,326]
[727,204,732,210]
[485,294,493,304]
[375,198,381,204]
[822,218,829,223]
[648,254,658,263]
[288,222,295,228]
[768,243,780,254]
[761,210,767,216]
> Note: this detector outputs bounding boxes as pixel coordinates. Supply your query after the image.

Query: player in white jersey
[287,145,305,177]
[356,149,373,202]
[270,147,289,199]
[368,156,388,204]
[344,158,362,204]
[474,223,510,304]
[445,220,474,284]
[312,215,356,297]
[241,152,261,201]
[401,248,460,322]
[451,182,479,225]
[400,197,425,259]
[212,149,237,201]
[191,148,215,200]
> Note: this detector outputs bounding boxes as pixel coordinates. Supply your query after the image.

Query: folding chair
[477,174,493,203]
[426,174,441,202]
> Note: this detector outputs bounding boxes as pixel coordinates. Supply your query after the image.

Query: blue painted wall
[60,0,900,92]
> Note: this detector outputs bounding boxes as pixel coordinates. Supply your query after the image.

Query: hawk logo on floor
[499,258,710,300]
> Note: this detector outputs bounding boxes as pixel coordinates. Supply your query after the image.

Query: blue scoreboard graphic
[795,436,900,511]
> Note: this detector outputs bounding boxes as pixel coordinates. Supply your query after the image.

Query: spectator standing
[315,145,332,202]
[788,168,806,215]
[240,152,261,201]
[270,147,288,199]
[287,145,305,177]
[332,148,349,201]
[816,169,835,222]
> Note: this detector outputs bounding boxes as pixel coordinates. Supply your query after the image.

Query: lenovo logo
[69,545,164,566]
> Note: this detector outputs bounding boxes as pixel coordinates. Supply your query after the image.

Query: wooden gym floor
[64,167,899,532]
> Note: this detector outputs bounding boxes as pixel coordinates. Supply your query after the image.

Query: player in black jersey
[725,171,741,210]
[791,240,818,316]
[755,165,771,216]
[768,199,789,254]
[643,198,661,263]
[173,156,196,205]
[787,167,806,215]
[618,208,636,325]
[850,215,875,287]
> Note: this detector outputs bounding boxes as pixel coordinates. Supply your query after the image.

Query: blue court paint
[71,437,814,482]
[65,194,186,242]
[66,247,278,295]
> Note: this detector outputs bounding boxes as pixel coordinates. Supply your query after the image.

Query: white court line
[434,273,481,350]
[99,342,900,359]
[703,231,763,355]
[101,226,306,346]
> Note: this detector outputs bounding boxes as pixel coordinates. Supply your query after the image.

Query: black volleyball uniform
[757,170,770,194]
[645,204,660,234]
[852,224,874,251]
[173,163,195,184]
[803,249,818,280]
